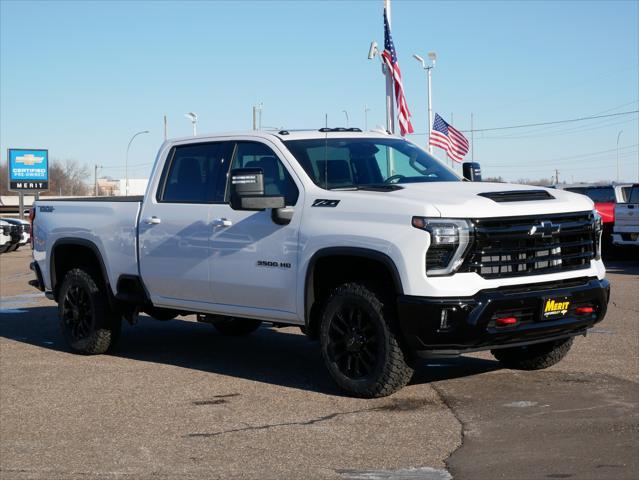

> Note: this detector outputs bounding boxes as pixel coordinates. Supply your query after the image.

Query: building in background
[96,177,148,196]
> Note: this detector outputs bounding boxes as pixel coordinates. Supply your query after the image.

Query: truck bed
[33,197,143,294]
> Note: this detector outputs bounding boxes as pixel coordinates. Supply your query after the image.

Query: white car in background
[1,220,17,253]
[0,218,30,251]
[612,184,639,247]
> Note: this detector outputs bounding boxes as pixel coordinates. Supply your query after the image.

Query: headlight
[412,217,474,276]
[593,210,602,260]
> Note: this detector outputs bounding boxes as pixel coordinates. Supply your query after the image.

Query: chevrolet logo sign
[529,221,560,238]
[15,153,45,166]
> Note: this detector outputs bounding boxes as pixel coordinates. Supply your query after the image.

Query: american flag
[429,113,469,163]
[381,8,414,136]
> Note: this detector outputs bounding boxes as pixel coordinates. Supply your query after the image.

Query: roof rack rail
[318,127,363,133]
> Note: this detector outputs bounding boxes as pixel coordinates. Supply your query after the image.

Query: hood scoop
[478,190,555,202]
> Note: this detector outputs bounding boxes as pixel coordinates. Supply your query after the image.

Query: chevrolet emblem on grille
[529,221,560,238]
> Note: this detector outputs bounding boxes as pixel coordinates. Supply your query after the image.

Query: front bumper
[398,277,610,358]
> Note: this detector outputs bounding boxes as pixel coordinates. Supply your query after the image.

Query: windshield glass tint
[585,187,615,203]
[283,138,459,189]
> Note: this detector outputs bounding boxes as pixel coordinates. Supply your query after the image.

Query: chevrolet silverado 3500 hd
[30,129,609,397]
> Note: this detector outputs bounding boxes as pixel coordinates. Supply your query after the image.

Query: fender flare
[303,246,404,328]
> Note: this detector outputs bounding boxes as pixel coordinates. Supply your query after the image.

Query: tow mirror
[462,162,482,181]
[229,168,285,211]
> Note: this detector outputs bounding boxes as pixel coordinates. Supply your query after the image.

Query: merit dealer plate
[541,297,571,320]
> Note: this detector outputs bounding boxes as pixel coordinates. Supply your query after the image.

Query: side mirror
[462,162,482,181]
[229,168,285,211]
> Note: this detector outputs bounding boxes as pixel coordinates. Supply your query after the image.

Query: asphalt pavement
[1,248,637,479]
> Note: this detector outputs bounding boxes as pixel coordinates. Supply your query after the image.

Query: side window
[229,142,299,206]
[160,142,230,203]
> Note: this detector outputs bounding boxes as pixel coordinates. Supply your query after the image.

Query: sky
[1,0,638,184]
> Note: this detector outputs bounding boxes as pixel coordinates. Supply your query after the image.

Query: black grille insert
[463,211,595,278]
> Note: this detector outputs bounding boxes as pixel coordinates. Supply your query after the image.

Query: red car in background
[562,184,630,243]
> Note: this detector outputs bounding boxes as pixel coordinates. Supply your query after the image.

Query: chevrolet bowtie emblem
[529,221,560,238]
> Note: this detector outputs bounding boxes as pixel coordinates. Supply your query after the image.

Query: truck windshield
[566,187,615,203]
[283,138,459,190]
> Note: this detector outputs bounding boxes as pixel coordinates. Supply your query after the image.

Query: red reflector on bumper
[495,316,518,326]
[575,306,594,315]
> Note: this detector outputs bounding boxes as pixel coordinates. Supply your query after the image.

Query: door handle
[212,218,233,227]
[144,216,162,225]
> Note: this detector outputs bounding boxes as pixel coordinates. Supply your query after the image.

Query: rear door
[207,140,302,316]
[139,141,232,306]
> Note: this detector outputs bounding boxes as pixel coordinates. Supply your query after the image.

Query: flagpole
[471,112,475,162]
[384,0,395,134]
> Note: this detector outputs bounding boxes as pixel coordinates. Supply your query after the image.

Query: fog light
[439,307,457,331]
[495,316,518,327]
[575,306,594,315]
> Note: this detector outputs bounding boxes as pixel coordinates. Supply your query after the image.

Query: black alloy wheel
[319,283,414,398]
[61,284,94,342]
[326,303,381,380]
[58,268,121,354]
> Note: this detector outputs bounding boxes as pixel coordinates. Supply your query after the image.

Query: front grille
[462,211,596,279]
[23,224,31,234]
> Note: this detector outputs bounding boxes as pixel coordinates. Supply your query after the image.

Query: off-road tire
[210,316,262,336]
[58,268,121,354]
[491,337,574,370]
[319,282,414,398]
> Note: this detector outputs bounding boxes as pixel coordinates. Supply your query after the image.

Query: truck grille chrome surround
[462,211,596,278]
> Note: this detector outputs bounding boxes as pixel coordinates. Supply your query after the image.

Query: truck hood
[391,181,594,218]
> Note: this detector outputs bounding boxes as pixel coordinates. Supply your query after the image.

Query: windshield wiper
[327,184,403,192]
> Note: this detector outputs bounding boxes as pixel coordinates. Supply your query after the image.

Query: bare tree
[0,162,8,195]
[43,159,91,196]
[515,177,555,186]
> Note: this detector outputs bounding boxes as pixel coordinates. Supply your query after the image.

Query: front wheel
[320,283,414,398]
[58,268,121,354]
[491,337,574,370]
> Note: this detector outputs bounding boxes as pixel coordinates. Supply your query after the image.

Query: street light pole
[616,130,623,182]
[125,130,149,196]
[413,51,437,153]
[94,164,103,196]
[342,110,349,128]
[185,112,198,136]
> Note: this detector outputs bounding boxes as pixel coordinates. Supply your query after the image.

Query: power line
[482,144,639,168]
[457,110,638,133]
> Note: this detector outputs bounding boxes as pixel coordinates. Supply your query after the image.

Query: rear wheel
[58,268,121,354]
[320,283,414,398]
[210,316,262,336]
[491,337,574,370]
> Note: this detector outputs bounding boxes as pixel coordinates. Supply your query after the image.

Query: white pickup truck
[612,183,639,247]
[30,129,610,397]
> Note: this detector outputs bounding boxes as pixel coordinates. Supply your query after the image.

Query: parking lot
[1,248,638,480]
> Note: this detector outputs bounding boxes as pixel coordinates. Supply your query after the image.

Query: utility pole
[163,115,168,141]
[94,164,103,196]
[554,169,560,185]
[364,105,371,130]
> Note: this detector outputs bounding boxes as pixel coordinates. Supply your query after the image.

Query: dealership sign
[8,148,49,191]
